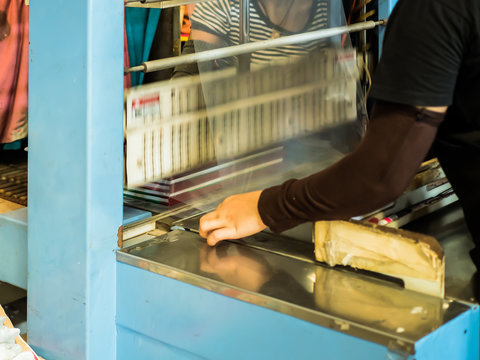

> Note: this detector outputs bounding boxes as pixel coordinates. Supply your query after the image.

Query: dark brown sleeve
[258,101,445,233]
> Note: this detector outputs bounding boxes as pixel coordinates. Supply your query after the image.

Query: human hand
[199,190,267,246]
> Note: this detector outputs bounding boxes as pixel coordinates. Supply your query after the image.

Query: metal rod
[238,0,251,72]
[360,2,368,96]
[125,0,211,9]
[124,0,176,2]
[125,20,385,74]
[172,6,182,56]
[239,0,250,44]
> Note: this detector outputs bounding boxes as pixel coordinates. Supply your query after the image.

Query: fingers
[205,227,236,246]
[199,211,223,238]
[198,191,266,245]
[199,211,230,246]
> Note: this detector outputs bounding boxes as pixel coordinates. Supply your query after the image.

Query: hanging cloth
[124,10,132,89]
[0,0,28,144]
[125,7,161,86]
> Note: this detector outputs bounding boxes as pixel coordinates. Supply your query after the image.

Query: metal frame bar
[126,20,385,73]
[172,6,182,56]
[238,0,251,72]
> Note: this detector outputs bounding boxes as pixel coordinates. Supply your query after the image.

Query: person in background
[172,0,331,77]
[199,0,480,298]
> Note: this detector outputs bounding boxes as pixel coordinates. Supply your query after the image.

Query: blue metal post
[28,1,124,359]
[378,0,398,55]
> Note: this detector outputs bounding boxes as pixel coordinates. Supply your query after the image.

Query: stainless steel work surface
[176,202,478,302]
[117,229,471,355]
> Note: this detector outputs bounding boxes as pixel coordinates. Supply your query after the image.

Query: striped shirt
[191,0,330,66]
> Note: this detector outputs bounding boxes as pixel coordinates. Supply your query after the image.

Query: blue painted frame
[28,1,124,358]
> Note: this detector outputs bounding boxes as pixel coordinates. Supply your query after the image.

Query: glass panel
[123,0,366,219]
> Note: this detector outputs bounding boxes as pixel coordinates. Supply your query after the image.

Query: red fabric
[124,12,132,89]
[0,0,28,144]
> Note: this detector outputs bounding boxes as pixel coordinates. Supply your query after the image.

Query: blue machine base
[116,262,479,360]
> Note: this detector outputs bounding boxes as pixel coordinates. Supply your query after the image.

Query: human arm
[199,101,446,245]
[171,3,230,78]
[199,0,463,244]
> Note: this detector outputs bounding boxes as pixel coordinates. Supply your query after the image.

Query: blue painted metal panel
[378,0,399,55]
[117,262,398,360]
[117,326,206,360]
[415,305,479,360]
[0,208,27,289]
[28,0,123,359]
